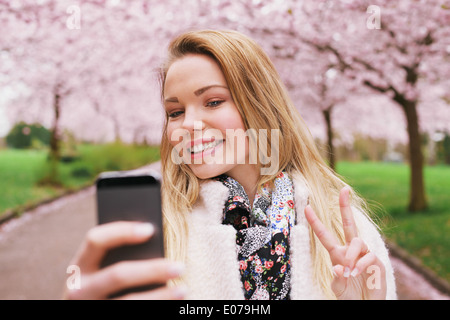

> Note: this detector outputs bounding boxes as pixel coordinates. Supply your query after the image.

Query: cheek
[216,108,246,132]
[165,124,189,163]
[166,123,186,147]
[164,125,176,151]
[220,114,250,162]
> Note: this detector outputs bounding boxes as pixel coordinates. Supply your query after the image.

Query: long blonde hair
[159,29,372,298]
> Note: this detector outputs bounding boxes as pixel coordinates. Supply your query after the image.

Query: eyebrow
[164,97,179,103]
[194,84,228,96]
[164,84,228,104]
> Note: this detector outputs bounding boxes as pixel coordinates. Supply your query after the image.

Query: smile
[188,139,224,154]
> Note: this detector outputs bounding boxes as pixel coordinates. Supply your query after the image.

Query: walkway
[0,164,448,299]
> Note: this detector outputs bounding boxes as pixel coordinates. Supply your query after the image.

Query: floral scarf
[216,171,296,300]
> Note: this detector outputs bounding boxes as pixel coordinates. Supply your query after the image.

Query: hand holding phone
[63,170,186,300]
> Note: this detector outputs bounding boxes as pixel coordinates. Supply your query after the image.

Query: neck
[225,164,260,208]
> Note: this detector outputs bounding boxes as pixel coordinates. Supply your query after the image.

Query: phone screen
[96,172,164,270]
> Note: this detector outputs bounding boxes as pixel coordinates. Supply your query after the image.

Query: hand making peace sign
[304,187,387,300]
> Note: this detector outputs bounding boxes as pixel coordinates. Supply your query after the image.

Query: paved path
[0,186,96,299]
[0,164,448,299]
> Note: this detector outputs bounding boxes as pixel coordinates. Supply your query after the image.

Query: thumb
[331,265,348,299]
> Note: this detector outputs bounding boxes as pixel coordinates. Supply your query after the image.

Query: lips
[187,139,224,154]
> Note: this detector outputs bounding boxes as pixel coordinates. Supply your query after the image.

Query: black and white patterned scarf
[216,171,296,300]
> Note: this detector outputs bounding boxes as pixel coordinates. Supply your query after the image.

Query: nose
[181,107,206,132]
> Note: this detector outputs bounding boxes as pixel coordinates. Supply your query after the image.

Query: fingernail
[134,223,154,237]
[169,262,185,277]
[172,285,188,299]
[350,268,359,277]
[343,267,351,278]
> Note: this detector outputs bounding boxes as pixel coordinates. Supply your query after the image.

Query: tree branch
[362,80,389,93]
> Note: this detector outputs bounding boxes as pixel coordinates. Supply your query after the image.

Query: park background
[0,0,449,298]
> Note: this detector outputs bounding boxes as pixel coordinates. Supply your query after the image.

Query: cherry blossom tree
[1,0,449,210]
[216,0,450,211]
[295,0,450,211]
[1,0,168,182]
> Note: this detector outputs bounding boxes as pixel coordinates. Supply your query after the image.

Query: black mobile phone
[96,170,164,296]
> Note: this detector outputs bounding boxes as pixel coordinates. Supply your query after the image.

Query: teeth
[188,140,222,154]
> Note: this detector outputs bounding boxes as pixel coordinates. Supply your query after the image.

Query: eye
[206,100,224,108]
[168,110,184,119]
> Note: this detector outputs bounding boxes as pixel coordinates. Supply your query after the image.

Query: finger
[351,252,384,278]
[118,285,188,300]
[93,258,185,298]
[75,221,155,271]
[331,265,348,299]
[343,238,368,277]
[304,205,339,254]
[339,186,358,244]
[352,253,387,299]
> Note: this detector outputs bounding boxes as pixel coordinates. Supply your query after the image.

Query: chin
[188,163,234,180]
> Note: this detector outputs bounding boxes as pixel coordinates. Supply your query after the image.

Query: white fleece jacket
[181,171,397,300]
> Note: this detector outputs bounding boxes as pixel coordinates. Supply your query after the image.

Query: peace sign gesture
[304,187,387,300]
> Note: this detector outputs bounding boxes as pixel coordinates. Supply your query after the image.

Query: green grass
[56,143,161,188]
[337,161,450,283]
[0,149,60,214]
[0,143,160,217]
[1,153,448,283]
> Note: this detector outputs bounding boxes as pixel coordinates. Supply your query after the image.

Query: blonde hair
[159,29,373,298]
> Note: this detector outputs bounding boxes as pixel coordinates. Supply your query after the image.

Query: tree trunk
[363,78,428,212]
[323,108,335,171]
[48,91,61,185]
[396,97,428,212]
[49,92,61,161]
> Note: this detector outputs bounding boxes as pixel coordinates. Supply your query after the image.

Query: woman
[65,30,396,300]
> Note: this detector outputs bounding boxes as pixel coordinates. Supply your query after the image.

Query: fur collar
[183,172,396,300]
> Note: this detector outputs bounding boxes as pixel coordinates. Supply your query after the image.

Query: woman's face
[163,54,252,180]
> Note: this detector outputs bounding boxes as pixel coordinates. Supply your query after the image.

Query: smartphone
[96,170,164,296]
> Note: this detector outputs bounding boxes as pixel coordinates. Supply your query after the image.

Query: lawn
[0,143,160,218]
[0,149,58,214]
[337,161,450,283]
[0,151,448,283]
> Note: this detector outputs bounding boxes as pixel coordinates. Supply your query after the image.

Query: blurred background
[0,0,449,299]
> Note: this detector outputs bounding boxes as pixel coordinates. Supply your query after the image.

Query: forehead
[164,54,227,96]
